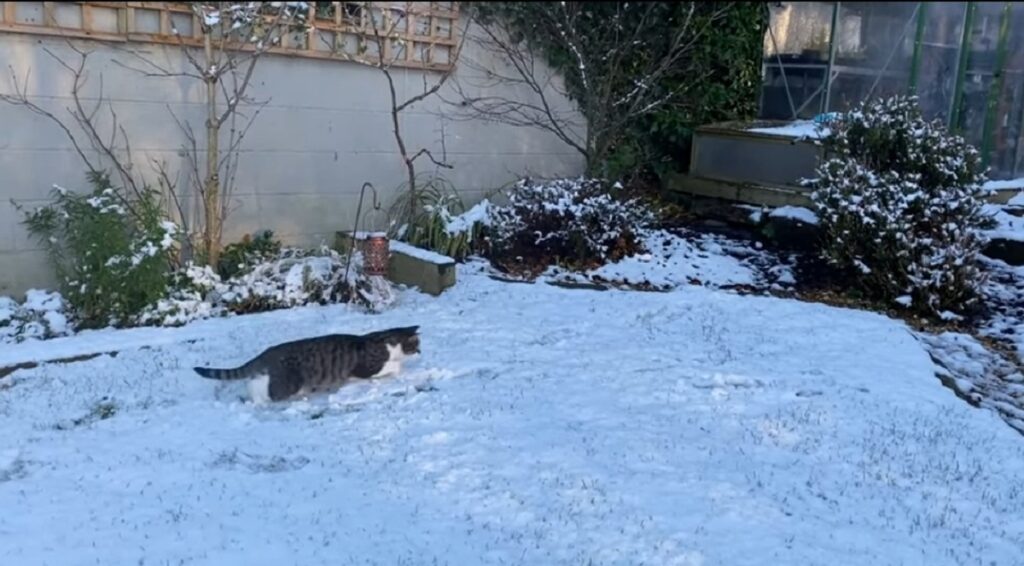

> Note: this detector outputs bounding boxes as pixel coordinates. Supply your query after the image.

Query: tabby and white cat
[193,326,421,403]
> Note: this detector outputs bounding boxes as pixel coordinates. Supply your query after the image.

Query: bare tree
[322,2,469,225]
[445,2,727,174]
[1,3,308,267]
[1,43,153,223]
[115,1,309,266]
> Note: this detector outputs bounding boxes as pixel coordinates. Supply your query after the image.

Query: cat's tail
[193,357,264,381]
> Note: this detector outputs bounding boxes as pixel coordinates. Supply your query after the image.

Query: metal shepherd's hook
[342,182,383,287]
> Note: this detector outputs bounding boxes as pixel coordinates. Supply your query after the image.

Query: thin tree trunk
[384,72,417,226]
[203,33,221,266]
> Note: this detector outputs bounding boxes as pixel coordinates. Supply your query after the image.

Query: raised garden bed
[335,232,457,296]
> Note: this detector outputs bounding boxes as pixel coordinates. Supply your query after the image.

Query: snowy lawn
[2,262,1024,565]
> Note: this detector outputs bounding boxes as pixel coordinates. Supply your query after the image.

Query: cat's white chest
[371,344,409,379]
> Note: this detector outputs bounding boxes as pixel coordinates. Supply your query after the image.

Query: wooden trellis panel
[0,2,459,71]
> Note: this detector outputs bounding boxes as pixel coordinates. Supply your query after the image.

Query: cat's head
[384,325,420,357]
[399,333,421,356]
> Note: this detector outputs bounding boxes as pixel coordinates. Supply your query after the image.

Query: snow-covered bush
[443,199,492,259]
[487,177,653,269]
[18,172,177,328]
[0,290,73,343]
[218,246,394,314]
[808,95,990,315]
[138,246,395,327]
[136,264,224,327]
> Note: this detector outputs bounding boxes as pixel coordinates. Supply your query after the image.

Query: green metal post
[822,1,841,115]
[949,2,976,131]
[980,2,1012,170]
[909,2,929,93]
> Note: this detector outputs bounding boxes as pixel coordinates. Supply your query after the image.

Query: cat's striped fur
[193,326,420,402]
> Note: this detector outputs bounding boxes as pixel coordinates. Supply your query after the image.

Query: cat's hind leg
[266,367,303,402]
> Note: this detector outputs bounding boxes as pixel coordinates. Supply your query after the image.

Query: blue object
[813,112,841,124]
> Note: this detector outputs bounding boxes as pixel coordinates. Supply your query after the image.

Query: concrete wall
[0,24,585,296]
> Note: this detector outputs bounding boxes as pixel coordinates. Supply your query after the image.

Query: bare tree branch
[447,2,727,173]
[440,19,588,160]
[0,41,153,219]
[0,65,99,176]
[109,1,308,265]
[325,1,468,226]
[409,148,454,169]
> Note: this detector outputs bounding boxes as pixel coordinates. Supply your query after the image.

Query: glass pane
[54,2,84,29]
[916,2,967,123]
[760,2,835,120]
[14,2,44,25]
[957,2,1007,155]
[827,2,920,114]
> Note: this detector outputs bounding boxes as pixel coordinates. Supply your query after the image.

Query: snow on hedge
[1,247,395,345]
[0,290,72,343]
[488,177,653,267]
[139,247,395,328]
[808,95,990,315]
[444,200,492,236]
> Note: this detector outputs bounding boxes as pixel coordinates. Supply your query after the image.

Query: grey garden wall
[0,24,585,297]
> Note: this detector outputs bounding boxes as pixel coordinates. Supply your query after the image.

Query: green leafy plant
[388,176,488,261]
[808,95,989,316]
[17,171,177,328]
[217,230,283,279]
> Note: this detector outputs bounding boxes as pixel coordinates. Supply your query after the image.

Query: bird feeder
[361,233,390,277]
[344,182,390,280]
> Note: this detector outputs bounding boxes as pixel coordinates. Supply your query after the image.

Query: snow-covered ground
[980,256,1024,359]
[985,178,1024,194]
[983,203,1024,243]
[2,260,1023,565]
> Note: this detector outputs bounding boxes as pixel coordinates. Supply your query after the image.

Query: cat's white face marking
[248,374,271,404]
[371,343,409,379]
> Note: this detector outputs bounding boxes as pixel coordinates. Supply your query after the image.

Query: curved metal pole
[342,182,382,288]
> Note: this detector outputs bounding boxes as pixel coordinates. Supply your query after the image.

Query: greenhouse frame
[761,1,1024,181]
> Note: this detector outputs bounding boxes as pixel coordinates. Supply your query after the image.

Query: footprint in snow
[0,449,28,482]
[208,448,310,474]
[691,373,766,390]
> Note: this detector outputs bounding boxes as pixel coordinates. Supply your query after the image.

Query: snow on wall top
[984,178,1024,192]
[389,241,456,266]
[768,206,820,226]
[747,121,830,140]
